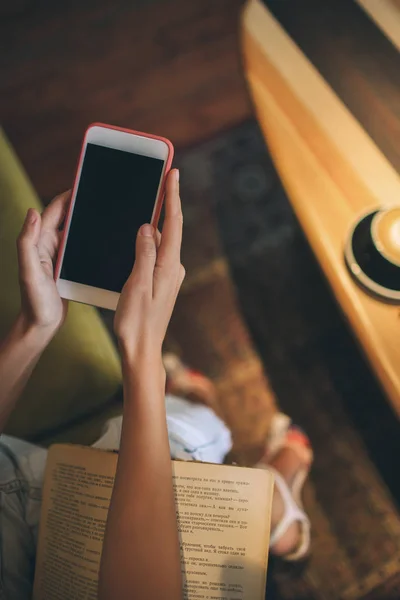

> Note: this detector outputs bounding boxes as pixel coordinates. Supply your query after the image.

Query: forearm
[0,315,52,433]
[99,355,182,600]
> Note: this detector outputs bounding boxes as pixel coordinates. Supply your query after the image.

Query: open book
[33,444,274,600]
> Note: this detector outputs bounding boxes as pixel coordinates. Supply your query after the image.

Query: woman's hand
[101,168,184,600]
[0,191,71,432]
[114,169,184,370]
[17,191,70,340]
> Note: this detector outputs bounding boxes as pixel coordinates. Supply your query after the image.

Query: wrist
[14,312,57,351]
[120,343,166,389]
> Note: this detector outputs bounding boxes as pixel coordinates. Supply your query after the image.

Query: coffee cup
[345,206,400,301]
[371,207,400,267]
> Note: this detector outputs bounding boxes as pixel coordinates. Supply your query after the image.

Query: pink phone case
[55,122,174,280]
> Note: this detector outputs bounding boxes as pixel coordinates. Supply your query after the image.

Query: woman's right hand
[102,169,184,600]
[114,168,185,372]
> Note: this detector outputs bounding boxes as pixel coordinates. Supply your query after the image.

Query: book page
[33,444,273,600]
[174,461,273,600]
[32,444,117,600]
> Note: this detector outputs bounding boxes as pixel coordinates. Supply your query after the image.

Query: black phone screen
[60,143,164,293]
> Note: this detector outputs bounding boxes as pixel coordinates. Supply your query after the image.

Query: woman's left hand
[17,191,71,338]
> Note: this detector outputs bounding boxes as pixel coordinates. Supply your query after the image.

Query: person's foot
[163,353,217,408]
[259,426,312,558]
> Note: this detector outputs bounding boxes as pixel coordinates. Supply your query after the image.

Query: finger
[179,264,186,287]
[131,224,157,292]
[156,169,182,269]
[17,209,42,282]
[175,264,186,296]
[41,190,71,231]
[155,229,161,249]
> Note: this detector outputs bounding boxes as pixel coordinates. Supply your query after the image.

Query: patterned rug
[169,121,400,600]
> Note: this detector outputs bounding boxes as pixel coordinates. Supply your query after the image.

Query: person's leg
[0,436,47,600]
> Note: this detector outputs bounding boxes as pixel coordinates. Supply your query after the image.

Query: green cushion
[0,130,122,443]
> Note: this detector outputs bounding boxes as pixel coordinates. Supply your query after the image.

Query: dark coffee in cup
[345,207,400,301]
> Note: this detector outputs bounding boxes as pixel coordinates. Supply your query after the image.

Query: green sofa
[0,130,123,446]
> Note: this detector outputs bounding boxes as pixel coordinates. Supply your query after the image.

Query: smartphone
[55,123,174,310]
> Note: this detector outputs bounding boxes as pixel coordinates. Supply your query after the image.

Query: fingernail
[175,169,180,183]
[140,224,154,237]
[27,209,37,224]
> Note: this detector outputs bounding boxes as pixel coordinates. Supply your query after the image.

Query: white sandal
[258,412,313,561]
[268,466,311,561]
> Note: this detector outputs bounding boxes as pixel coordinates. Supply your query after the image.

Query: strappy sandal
[258,412,313,562]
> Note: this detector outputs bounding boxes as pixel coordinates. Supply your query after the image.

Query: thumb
[17,209,42,282]
[132,224,157,291]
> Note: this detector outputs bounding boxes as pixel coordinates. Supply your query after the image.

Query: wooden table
[242,0,400,414]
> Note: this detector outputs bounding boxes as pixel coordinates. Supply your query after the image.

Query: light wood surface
[242,0,400,415]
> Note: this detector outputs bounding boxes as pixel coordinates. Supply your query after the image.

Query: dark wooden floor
[0,0,249,198]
